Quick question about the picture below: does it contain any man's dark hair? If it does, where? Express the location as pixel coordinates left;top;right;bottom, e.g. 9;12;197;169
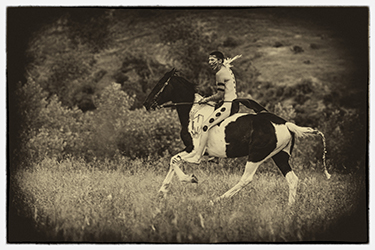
209;51;224;62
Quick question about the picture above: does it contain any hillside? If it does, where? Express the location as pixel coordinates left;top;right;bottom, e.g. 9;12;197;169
83;8;367;116
13;8;366;109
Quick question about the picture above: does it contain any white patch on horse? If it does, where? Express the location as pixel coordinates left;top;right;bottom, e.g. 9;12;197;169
187;95;248;159
186;94;215;151
271;123;293;157
206;113;248;158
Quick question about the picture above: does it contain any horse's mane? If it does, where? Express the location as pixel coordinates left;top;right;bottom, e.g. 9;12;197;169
172;75;197;93
169;75;197;104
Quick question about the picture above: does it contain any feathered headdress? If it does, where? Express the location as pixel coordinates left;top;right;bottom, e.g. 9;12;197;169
223;54;242;68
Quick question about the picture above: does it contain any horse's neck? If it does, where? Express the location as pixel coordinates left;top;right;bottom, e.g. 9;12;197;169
175;94;198;128
176;93;213;128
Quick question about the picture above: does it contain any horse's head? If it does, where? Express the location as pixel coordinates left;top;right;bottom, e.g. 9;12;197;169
143;68;177;111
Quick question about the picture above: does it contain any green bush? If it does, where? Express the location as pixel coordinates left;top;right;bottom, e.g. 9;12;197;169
117;108;182;159
20;76;365;175
26;16;97;108
319;108;366;173
158;16;217;93
21;80;182;163
25;94;87;162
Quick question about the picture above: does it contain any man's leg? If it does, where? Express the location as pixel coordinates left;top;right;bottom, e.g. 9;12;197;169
183;103;232;164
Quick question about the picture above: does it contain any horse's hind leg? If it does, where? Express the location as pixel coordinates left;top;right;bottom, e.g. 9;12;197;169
272;151;298;205
215;161;261;202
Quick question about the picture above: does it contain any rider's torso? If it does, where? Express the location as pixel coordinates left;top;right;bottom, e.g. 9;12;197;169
216;66;237;102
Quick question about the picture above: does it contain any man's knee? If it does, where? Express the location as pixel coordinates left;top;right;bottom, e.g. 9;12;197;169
205;105;231;129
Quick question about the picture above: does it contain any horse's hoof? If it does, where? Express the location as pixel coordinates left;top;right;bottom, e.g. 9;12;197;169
158;190;167;199
191;174;198;184
209;197;221;206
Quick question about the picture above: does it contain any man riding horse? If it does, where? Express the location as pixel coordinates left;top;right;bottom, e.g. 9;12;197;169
184;51;263;164
143;54;330;205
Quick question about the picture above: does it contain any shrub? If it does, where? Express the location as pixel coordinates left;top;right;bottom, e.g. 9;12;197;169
20;79;365;175
25;94;86;162
22;80;182;163
117;108;182;159
223;36;241;47
158;16;217;88
26;17;97;108
319;108;367;173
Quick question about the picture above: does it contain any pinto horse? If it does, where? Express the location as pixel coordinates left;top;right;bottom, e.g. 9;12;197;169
143;68;331;205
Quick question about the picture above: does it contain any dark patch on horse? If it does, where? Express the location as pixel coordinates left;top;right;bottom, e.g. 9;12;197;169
257;112;287;124
246;115;279;162
168;76;196;153
224;114;279;162
223;115;253;158
230;98;268;116
272;151;292;176
289;132;295;155
180;127;193;153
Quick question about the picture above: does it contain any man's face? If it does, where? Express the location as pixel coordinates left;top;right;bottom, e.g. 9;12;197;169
208;55;221;71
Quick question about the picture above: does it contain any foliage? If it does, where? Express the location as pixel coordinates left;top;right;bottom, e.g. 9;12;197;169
19;76;364;173
114;52;166;109
19;80;182;163
319;108;367;173
223;36;241;47
25;94;86;162
26;17;97;108
117;108;182;159
67;9;114;52
158;16;218;95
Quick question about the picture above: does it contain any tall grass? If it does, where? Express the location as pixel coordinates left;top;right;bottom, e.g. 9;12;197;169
13;157;367;243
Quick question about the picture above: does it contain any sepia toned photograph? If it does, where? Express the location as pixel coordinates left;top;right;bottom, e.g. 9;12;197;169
7;6;369;243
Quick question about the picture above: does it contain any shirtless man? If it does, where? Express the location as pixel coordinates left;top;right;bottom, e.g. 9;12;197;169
183;51;240;164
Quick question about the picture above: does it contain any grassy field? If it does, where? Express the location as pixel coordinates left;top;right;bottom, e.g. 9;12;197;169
12;157;367;243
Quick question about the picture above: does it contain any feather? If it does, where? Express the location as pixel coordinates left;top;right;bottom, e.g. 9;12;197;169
223;54;242;68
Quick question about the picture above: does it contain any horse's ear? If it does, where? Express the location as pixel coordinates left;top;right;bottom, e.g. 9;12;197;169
165;68;177;80
171;68;176;76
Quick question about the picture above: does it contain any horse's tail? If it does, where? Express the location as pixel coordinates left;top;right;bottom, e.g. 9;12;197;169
285;122;331;180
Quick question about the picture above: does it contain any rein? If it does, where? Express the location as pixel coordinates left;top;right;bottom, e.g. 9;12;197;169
158;100;236;109
159;102;216;108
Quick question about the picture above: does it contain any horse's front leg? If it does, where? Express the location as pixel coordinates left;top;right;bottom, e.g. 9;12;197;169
158;152;198;197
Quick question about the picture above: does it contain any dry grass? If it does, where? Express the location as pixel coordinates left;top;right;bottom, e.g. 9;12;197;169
13;157;367;243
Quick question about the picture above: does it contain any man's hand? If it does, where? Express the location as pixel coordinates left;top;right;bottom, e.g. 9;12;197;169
198;98;209;104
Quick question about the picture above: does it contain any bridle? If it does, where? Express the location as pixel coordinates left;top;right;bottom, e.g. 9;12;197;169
150;69;176;109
